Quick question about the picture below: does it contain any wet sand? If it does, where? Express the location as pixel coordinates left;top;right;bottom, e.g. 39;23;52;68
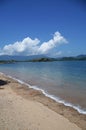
0;73;86;130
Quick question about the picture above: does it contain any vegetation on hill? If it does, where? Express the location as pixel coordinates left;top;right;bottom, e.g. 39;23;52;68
28;57;56;62
0;55;86;63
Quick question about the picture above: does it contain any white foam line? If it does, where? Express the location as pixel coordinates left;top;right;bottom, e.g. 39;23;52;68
0;72;86;115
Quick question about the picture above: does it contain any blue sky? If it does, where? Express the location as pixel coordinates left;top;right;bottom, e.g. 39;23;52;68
0;0;86;57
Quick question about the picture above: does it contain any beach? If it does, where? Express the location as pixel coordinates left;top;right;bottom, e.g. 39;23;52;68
0;73;86;130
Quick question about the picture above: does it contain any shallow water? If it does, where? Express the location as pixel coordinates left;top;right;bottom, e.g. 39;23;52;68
0;61;86;113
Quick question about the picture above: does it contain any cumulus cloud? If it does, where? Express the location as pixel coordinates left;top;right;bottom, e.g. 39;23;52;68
38;32;68;54
0;31;68;56
2;37;40;55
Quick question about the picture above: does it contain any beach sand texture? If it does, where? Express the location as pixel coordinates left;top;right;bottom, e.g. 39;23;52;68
0;74;85;130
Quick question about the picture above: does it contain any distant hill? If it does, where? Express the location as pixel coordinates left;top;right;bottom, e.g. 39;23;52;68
76;55;86;60
56;55;86;61
0;55;46;61
27;55;86;62
29;57;56;62
0;54;86;62
76;54;86;58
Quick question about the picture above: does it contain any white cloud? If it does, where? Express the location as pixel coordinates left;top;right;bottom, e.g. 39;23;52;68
55;51;62;56
48;51;62;58
2;37;40;55
38;32;68;54
0;31;68;56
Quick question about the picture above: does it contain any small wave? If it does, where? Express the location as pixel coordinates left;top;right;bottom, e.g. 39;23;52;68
0;72;86;115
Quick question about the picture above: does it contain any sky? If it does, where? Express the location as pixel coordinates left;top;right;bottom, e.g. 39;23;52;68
0;0;86;57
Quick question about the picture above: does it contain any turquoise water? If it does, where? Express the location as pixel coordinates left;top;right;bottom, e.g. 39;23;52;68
0;61;86;114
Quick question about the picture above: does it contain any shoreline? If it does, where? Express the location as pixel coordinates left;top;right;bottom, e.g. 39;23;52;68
1;72;86;115
0;73;86;130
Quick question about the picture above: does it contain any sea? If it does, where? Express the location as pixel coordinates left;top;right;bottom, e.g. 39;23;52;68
0;61;86;114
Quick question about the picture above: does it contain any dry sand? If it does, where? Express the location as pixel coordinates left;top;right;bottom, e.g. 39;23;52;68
0;73;85;130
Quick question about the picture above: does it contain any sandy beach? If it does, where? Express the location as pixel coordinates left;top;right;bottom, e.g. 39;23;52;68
0;74;86;130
